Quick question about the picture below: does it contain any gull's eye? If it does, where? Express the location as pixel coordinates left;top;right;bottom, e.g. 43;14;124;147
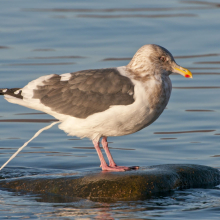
160;56;166;62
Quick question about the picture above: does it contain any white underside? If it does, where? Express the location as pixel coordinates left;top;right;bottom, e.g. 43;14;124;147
4;66;171;141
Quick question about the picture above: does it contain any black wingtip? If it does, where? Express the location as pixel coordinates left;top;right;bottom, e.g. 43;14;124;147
0;88;6;95
0;88;23;99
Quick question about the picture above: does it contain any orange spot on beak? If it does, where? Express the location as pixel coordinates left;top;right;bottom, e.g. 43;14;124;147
174;67;193;78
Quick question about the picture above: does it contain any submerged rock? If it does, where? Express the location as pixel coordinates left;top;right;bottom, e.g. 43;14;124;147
0;164;219;201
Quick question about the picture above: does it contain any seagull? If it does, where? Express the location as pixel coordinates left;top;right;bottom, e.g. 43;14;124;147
0;44;192;171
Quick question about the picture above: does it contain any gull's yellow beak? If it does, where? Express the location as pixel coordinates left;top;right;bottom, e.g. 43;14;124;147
173;65;193;78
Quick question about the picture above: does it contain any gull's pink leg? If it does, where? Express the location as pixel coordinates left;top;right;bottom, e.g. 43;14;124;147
101;137;139;170
93;140;129;171
101;136;117;167
92;140;108;169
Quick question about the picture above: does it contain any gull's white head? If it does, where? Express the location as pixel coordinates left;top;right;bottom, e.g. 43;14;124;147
127;44;192;79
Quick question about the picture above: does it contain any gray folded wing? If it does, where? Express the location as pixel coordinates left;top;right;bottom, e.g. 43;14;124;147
33;68;135;118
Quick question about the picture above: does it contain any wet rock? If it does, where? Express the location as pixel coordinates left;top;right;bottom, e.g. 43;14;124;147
0;164;219;201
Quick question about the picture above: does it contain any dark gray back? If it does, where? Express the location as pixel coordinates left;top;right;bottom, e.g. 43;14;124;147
33;68;135;118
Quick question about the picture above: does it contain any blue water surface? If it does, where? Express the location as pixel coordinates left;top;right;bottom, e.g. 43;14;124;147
1;0;220;219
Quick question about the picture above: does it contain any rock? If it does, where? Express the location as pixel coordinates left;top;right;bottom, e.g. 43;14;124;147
0;164;219;201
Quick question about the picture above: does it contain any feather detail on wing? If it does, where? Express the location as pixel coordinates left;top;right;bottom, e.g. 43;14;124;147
22;68;135;118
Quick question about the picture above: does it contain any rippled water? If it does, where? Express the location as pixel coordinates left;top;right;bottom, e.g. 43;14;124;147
1;0;220;219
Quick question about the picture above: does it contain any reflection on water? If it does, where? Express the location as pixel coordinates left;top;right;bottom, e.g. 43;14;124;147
187;67;220;70
154;130;215;134
32;48;55;51
28;55;86;59
182;1;220;7
102;57;131;61
175;53;220;59
23;7;210;12
77;14;196;18
1;0;220;219
185;109;214;112
14;112;46;115
0;46;10;49
195;61;220;64
5;62;76;66
1;186;220;219
173;86;220;89
0;119;58;123
187;72;220;75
